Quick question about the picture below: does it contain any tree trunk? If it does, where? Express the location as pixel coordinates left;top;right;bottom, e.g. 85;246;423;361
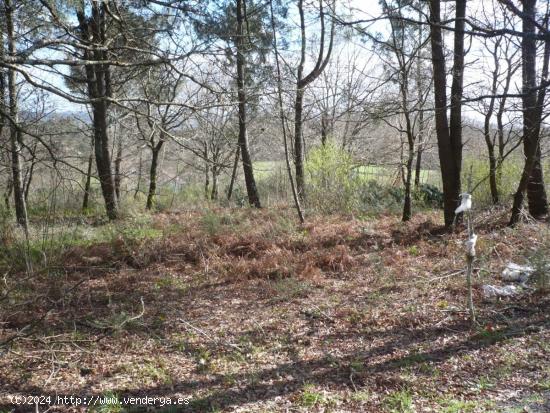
227;145;240;200
270;0;305;223
0;22;8;213
402;144;414;221
204;149;210;200
23;146;37;204
146;143;163;210
77;4;118;220
294;88;306;200
526;145;547;217
510;0;549;224
321;112;328;146
5;0;28;231
4;177;12;212
429;0;464;227
414;142;423;188
496;102;505;191
414;7;424;190
82;153;93;211
488;146;499;205
92;100;118;220
211;168;218;200
114;136;122;202
293;0;335;203
235;0;261;208
448;0;466;218
484;44;499;205
398;65;414;222
134;149;142;199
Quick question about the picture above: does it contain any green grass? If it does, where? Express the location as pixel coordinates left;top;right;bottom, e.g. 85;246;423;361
254;160;440;186
0;211;169;273
437;398;477;413
383;389;414;413
350;389;371;402
537;379;550;390
298;384;330;408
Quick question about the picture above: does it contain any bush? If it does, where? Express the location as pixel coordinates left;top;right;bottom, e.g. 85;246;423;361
357;180;414;215
305;142;361;213
414;183;444;208
463;157;523;207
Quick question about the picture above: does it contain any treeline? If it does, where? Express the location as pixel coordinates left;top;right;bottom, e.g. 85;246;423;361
0;0;548;228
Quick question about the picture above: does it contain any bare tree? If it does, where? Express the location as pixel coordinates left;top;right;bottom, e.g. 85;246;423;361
76;3;118;220
293;0;335;202
134;66;190;210
429;0;466;227
236;0;261;208
4;0;28;231
477;28;521;205
510;0;549;224
378;0;431;221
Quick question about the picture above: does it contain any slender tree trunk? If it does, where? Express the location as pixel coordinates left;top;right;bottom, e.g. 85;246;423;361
510;0;549;224
495;47;514;192
0;21;6;209
488;146;499;204
399;74;414;222
414;8;424;190
82;153;93;211
484;43;499;205
211;167;218;200
293;0;334;203
0;33;4;143
414;141;423;188
4;177;12;212
429;0;464;227
321;112;328;146
78;4;118;220
24;148;37;204
114;136;122;202
496;105;505;191
204;149;210;200
294;88;306;200
403;144;414;221
5;0;28;231
134;149;142;199
227;145;240;200
146;143;163;210
235;0;261;208
270;0;305;223
0;26;8;214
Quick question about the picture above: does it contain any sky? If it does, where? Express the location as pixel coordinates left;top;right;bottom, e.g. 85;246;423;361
23;0;526;127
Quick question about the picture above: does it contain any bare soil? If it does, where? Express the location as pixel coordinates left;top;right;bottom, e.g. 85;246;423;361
1;208;549;412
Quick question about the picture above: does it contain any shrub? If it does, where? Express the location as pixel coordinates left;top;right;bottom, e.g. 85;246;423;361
463;157;523;207
529;237;550;291
356;180;403;215
305;142;361;213
414;183;444;208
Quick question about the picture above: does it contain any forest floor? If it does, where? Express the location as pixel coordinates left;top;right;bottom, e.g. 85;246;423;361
0;207;549;412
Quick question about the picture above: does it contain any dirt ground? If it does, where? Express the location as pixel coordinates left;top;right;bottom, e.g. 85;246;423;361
1;208;549;412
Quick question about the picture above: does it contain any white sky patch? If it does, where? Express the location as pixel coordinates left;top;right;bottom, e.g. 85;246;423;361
18;0;532;127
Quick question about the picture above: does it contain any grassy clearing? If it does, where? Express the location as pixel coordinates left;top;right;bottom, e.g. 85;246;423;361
0;208;549;412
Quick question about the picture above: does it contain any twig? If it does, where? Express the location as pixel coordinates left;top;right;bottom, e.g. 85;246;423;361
116;297;145;330
178;318;243;352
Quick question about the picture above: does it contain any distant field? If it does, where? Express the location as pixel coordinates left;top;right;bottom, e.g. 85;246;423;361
253;161;442;188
